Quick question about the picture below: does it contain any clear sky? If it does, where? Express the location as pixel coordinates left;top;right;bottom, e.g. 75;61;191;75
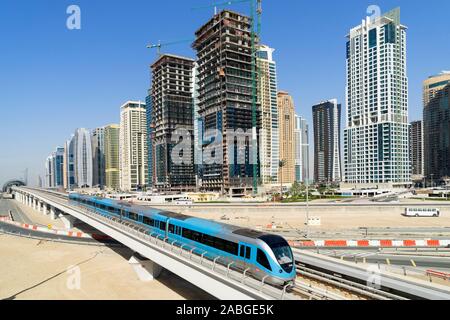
0;0;449;187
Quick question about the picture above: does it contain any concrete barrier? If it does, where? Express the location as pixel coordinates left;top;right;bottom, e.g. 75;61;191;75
289;239;450;248
0;219;111;240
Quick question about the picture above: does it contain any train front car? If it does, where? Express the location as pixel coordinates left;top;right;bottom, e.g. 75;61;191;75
256;234;296;286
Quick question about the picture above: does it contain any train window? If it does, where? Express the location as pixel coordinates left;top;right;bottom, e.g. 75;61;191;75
202;234;215;247
214;238;225;251
182;229;192;239
168;224;175;234
143;216;154;227
192;231;202;242
225;242;239;255
257;249;272;271
245;247;251;259
159;221;166;231
129;212;138;221
239;246;245;257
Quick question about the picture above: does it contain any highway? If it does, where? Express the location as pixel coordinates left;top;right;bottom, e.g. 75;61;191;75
0;195;33;224
307;248;450;270
0;220;118;245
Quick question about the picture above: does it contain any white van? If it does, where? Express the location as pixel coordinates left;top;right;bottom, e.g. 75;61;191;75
404;208;440;217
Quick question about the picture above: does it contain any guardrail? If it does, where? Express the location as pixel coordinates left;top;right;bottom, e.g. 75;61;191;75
294;249;450;300
14;187;299;301
426;270;450;281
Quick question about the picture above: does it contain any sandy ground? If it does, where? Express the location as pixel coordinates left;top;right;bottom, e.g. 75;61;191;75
153;205;450;231
0;235;212;300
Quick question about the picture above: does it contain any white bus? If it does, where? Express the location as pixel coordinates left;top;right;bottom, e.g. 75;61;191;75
404;208;440;218
175;198;193;205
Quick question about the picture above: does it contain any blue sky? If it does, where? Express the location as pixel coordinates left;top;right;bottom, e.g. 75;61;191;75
0;0;449;186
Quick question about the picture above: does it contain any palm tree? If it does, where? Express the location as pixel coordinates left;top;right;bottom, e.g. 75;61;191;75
279;160;287;201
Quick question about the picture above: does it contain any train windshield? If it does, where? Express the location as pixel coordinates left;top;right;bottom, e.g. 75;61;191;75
271;243;294;272
259;235;294;273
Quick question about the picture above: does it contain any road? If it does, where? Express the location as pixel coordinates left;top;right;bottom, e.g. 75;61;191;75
0;196;33;224
306;248;450;271
0;221;120;245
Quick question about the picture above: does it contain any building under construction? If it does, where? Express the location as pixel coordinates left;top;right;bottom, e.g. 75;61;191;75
151;54;196;191
193;10;261;194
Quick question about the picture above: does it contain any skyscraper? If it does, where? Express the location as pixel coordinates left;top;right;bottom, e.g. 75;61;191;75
119;101;148;192
423;72;450;182
151;54;195;191
104;124;120;191
257;45;280;185
92;127;106;188
410;120;424;177
278;91;295;185
46;147;66;189
313;100;342;183
63;136;76;190
294;115;309;183
145;91;154;189
73;128;94;188
193;62;203;187
344;8;410;187
45;154;54;188
193;10;261;193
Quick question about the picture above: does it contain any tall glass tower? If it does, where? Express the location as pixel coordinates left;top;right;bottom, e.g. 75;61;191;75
344;8;410;187
257;45;279;185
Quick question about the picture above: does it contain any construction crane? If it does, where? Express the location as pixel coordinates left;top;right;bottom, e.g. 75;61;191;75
146;38;194;56
192;0;262;195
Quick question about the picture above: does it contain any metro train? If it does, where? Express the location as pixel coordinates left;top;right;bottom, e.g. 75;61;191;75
69;193;296;286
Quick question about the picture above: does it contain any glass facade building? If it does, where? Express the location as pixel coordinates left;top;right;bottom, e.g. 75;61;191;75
257;45;280;185
313;100;342;183
423;72;450;182
344;8;410;186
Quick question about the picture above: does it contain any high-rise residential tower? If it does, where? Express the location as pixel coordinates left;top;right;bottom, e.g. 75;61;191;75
193;62;203;187
313;100;342;183
46;147;64;189
294;115;309;183
410;120;424;177
104;124;120;191
73;128;94;188
63;136;76;190
423;72;450;182
45;154;54;188
119;101;148;192
145;91;154;189
278;91;295;184
151;54;195;191
257;45;280;185
344;8;410;187
193;10;261;193
92;127;106;188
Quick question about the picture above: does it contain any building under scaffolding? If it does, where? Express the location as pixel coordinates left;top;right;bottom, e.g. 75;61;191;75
193;10;261;195
151;54;196;192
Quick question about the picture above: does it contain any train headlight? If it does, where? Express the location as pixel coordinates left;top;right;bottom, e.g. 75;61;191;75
279;269;283;274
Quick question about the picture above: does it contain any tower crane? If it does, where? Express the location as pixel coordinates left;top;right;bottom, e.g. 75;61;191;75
146;38;194;56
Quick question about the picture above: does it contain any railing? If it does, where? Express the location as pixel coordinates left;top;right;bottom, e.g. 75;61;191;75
23;189;296;300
